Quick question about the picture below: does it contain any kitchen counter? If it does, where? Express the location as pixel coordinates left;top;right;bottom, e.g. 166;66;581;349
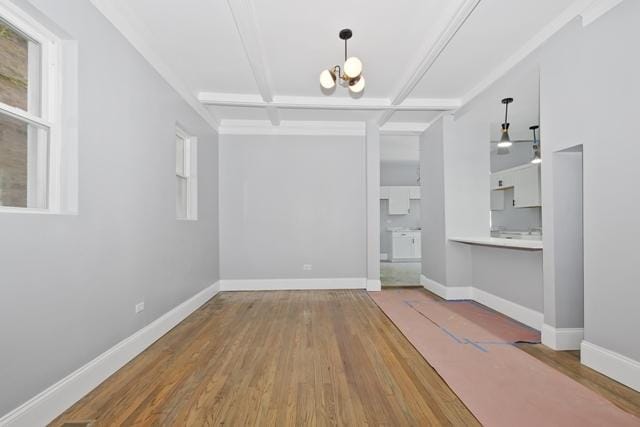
448;236;543;250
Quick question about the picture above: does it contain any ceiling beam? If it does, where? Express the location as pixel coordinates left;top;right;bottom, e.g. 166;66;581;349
376;0;481;126
198;92;460;111
226;0;280;125
380;122;430;136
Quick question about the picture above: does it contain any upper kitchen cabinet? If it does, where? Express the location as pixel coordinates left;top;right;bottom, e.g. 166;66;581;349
490;164;541;207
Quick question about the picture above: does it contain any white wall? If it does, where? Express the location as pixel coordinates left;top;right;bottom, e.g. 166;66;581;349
219;134;366;281
0;0;220;416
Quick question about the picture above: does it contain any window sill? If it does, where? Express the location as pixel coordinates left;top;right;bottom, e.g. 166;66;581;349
0;206;78;215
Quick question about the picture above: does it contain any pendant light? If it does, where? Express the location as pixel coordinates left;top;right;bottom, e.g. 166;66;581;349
530;125;541;164
319;29;365;94
497;97;513;149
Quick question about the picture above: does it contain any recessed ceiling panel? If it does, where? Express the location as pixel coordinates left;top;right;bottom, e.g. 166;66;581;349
409;0;575;98
252;0;465;98
113;0;259;94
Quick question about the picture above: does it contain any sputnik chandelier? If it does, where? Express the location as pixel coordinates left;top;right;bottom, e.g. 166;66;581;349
319;29;365;93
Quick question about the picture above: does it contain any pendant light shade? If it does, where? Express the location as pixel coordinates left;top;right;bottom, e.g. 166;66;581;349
497;98;514;149
319;69;337;89
349;76;365;93
530;125;541;164
497;123;512;148
531;153;541;164
344;56;362;79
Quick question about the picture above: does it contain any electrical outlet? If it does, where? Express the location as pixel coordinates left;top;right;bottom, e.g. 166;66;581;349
303;264;312;271
135;302;145;314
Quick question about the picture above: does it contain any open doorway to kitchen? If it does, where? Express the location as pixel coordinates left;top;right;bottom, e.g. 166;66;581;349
379;135;421;287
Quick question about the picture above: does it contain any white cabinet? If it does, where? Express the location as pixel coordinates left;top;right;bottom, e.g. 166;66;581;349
392;231;421;260
388;187;410;214
380;186;420;200
491;169;516;190
490;164;541;208
514;164;541;207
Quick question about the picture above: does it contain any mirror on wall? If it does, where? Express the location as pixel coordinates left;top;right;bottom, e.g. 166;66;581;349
489;70;542;241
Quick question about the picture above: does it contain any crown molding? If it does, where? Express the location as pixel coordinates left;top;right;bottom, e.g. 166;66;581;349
377;0;481;126
199;92;460;111
89;0;219;130
580;0;624;26
226;0;280;125
459;0;616;108
218;120;366;136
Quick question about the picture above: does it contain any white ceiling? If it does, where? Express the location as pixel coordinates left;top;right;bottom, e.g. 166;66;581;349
96;0;583;132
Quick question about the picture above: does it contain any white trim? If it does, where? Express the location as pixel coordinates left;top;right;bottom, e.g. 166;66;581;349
380;253;389;261
380;122;430;136
220;278;366;291
420;275;472;300
541;324;584;350
581;340;640;392
218;120;365;136
88;0;219;130
460;0;594;107
580;0;625;26
377;0;480;125
198;92;460;112
0;281;221;427
366;279;382;292
472;287;543;330
225;0;280;125
420;274;543;330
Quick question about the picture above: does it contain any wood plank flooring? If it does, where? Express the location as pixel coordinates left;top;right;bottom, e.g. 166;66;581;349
51;290;479;426
517;343;640;418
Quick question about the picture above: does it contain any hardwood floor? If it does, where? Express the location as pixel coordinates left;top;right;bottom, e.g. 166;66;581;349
517;343;640;418
51;290;479;426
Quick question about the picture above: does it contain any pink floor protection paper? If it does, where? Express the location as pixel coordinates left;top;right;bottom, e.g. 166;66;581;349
370;288;639;427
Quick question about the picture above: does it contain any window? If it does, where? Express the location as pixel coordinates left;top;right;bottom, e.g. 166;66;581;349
176;127;197;220
0;3;61;212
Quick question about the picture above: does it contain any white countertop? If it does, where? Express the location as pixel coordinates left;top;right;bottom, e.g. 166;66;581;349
448;236;543;250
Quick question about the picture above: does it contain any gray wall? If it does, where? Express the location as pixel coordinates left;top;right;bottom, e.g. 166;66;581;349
380;161;419;186
0;1;219;416
541;1;640;361
420;119;447;284
219;134;366;280
471;246;543;311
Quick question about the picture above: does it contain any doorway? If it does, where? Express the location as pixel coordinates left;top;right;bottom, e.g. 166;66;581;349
379;136;421;287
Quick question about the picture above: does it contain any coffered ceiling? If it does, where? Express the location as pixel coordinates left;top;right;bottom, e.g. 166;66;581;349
90;0;601;133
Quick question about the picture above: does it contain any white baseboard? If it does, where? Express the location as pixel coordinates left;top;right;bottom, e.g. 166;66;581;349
420;274;543;330
219;277;366;292
581;340;640;392
471;287;543;330
541;324;584;350
0;282;221;427
380;253;388;261
420;275;471;300
366;279;381;292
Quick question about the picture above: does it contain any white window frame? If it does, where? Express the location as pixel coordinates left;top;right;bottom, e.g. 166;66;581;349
175;126;198;220
0;1;63;214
